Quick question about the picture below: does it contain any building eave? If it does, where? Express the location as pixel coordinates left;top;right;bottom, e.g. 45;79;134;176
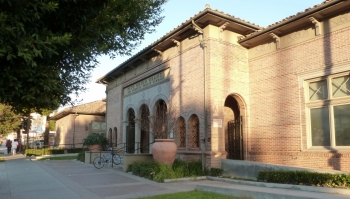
96;7;262;84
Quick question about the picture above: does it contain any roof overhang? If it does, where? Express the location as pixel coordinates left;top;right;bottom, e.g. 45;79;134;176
97;8;262;84
49;111;105;121
239;0;349;48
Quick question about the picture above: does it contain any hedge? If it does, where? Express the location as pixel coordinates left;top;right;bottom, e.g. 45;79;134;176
257;170;350;188
25;148;65;156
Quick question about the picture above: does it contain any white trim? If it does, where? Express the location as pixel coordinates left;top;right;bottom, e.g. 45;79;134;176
303;71;350;149
297;61;350;88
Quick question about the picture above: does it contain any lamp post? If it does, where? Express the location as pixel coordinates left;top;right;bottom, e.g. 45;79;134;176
73;112;78;149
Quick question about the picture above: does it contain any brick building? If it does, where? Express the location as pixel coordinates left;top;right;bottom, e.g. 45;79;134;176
98;0;350;171
50;100;106;148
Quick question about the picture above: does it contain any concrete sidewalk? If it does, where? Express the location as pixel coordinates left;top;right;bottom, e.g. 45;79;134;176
1;153;350;199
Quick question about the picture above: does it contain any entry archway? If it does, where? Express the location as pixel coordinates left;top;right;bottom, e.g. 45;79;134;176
224;94;245;160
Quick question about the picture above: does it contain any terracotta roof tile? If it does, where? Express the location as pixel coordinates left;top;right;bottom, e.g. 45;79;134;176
98;5;262;81
239;0;339;41
49;100;106;120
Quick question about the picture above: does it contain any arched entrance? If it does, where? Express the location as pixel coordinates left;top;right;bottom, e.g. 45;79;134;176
224;95;244;160
126;108;135;153
140;104;150;153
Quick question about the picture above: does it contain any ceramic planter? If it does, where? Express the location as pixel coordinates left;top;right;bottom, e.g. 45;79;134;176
152;139;177;164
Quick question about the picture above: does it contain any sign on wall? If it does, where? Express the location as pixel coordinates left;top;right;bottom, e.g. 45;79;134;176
212;119;222;128
124;68;170;95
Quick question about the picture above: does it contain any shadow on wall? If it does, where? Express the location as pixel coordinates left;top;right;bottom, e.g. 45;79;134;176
323;17;340;171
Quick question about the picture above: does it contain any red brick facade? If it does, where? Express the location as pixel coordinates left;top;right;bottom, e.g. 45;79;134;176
248;26;350;171
100;1;350;171
50;100;106;148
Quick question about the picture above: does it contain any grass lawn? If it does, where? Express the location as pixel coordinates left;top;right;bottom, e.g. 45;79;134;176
0;157;4;162
38;156;78;161
138;190;237;199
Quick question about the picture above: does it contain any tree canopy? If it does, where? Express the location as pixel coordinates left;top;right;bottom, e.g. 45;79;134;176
0;103;22;136
0;0;166;113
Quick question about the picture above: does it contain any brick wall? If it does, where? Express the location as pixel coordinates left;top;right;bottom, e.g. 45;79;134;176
55;114;105;148
106;86;123;145
248;26;350;171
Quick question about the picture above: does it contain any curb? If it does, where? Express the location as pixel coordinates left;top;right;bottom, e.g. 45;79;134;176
164;176;207;183
28;153;78;160
207;176;350;196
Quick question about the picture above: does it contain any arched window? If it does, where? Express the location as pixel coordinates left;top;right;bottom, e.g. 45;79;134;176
175;117;186;148
126;108;135;153
154;99;167;139
188;114;199;148
108;128;112;147
113;127;117;146
140;104;150;153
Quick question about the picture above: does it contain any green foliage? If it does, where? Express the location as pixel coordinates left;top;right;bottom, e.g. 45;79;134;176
128;160;159;180
210;168;223;177
83;133;108;146
0;104;22;135
0;157;4;162
172;159;206;177
49;120;56;131
154;164;176;182
76;150;86;162
0;0;166;113
257;170;350;188
25;148;65;156
67;148;84;153
129;159;206;182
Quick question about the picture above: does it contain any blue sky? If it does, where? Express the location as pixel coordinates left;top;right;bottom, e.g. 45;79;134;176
73;0;322;105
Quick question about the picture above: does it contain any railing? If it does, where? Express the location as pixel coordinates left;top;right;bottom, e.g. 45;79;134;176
87;141;155;167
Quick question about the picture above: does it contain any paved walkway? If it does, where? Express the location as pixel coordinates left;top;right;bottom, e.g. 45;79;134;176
1;144;350;199
0;153;208;199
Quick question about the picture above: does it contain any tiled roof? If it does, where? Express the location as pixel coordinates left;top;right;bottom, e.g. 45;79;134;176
97;5;262;83
49;100;106;120
239;0;341;41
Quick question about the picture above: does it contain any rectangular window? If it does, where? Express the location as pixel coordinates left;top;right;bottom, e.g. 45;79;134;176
306;73;350;148
332;75;350;98
334;104;350;146
310;107;330;146
309;80;328;101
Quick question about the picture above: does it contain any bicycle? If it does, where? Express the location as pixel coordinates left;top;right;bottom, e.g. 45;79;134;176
93;148;121;169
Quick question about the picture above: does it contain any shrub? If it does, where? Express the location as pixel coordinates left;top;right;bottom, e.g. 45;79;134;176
154;164;176;182
67;148;84;153
129;160;158;180
83;133;108;146
76;150;85;162
128;159;207;182
25;149;65;156
210;168;223;177
257;170;350;188
172;159;206;177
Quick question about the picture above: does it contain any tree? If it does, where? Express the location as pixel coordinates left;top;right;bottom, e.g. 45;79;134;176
0;103;22;136
0;0;166;113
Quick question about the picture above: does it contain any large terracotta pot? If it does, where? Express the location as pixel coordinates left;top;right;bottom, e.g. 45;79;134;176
88;144;102;152
152;139;177;165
